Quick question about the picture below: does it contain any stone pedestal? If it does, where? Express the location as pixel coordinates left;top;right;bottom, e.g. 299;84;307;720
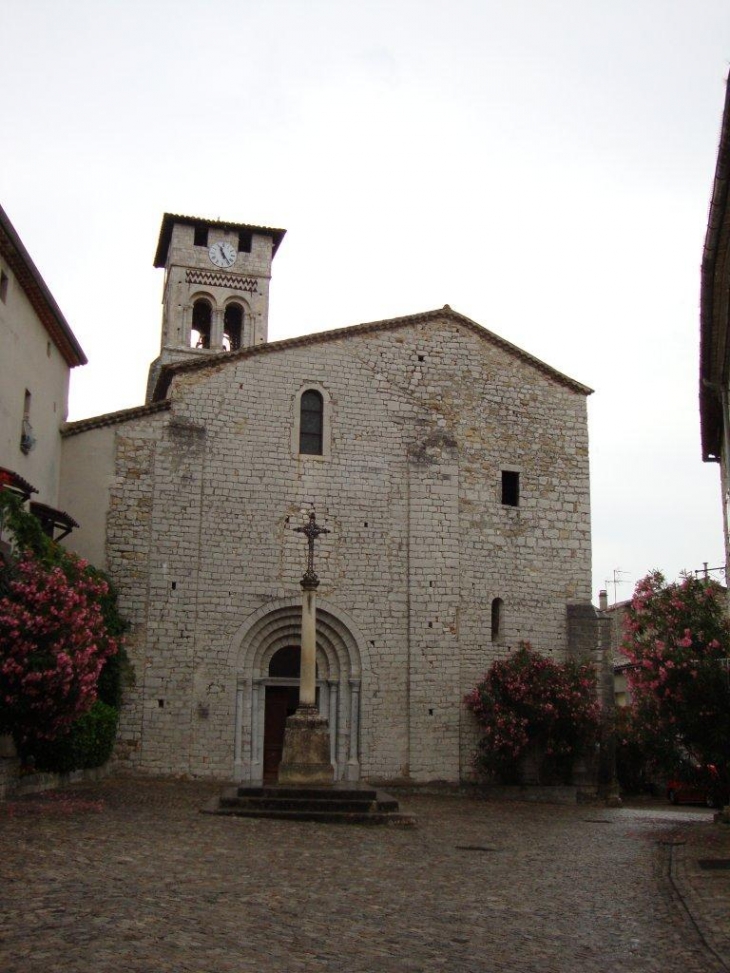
278;705;334;785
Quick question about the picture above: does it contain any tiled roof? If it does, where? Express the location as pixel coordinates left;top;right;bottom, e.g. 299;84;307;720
152;305;593;401
0;204;87;367
61;399;171;437
154;213;286;267
0;466;38;499
30;500;79;533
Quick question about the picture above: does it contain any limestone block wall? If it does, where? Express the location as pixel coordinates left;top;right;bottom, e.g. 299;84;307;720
160;223;273;353
65;313;594;783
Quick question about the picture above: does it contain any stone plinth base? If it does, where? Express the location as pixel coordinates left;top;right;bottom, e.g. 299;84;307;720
278;707;334;786
206;783;416;826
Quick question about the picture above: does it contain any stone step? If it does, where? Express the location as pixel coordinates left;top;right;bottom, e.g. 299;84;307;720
220;796;379;813
233;785;380;802
204;784;414;826
208;805;417;826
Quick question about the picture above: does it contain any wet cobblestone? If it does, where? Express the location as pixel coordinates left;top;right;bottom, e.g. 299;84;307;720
0;779;728;972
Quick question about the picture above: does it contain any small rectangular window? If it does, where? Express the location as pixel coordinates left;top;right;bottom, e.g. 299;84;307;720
238;229;252;253
193;225;208;247
0;270;8;303
501;470;519;507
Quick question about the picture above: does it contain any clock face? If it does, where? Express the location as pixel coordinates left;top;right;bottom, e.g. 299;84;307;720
208;241;237;268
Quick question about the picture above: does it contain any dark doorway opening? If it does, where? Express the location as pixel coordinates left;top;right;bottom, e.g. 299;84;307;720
262;645;321;782
263;685;299;782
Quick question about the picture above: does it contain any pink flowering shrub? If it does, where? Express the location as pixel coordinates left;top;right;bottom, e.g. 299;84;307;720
622;571;730;792
465;643;600;784
0;552;118;757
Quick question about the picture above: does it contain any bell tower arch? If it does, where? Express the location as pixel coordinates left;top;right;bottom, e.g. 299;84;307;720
146;213;286;401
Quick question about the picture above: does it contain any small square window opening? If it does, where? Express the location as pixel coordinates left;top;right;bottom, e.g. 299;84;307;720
501;471;520;507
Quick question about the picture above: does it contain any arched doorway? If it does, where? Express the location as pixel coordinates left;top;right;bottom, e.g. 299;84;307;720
231;598;365;783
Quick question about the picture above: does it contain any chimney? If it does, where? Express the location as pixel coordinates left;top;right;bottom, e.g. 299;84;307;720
598;589;608;611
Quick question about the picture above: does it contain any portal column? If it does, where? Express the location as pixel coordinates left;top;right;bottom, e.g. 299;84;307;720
328;682;339;767
250;680;264;783
347;679;361;781
234;677;246;780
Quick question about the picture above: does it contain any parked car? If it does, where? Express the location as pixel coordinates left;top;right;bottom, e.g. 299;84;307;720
666;765;729;808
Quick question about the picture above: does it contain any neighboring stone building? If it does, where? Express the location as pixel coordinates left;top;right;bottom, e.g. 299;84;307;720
60;212;601;785
0;203;86;542
597;592;633;707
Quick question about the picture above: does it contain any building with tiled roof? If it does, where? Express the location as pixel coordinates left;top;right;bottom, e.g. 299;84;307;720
0;204;85;540
701;73;730;586
58;211;604;787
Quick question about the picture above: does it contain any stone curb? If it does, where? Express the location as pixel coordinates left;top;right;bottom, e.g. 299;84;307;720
0;759;112;800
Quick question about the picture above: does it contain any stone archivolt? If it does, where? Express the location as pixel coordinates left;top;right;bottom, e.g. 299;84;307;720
231;599;364;783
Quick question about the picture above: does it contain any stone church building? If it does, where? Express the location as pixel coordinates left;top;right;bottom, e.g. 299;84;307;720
59;213;598;785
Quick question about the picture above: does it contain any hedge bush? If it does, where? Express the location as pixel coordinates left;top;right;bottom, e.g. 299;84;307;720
29;701;119;773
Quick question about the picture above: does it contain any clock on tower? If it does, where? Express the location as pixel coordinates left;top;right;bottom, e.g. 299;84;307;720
146;214;286;402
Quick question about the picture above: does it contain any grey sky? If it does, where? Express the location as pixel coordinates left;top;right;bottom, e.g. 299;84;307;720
3;0;729;602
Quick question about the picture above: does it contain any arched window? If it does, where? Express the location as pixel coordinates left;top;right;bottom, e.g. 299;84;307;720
491;598;504;642
191;299;212;349
223;303;243;351
299;389;324;455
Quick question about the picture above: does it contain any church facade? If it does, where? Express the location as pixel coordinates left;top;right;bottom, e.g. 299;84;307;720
60;214;597;785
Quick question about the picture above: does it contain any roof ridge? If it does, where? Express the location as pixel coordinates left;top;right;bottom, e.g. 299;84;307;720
62;399;171;437
153;306;592;400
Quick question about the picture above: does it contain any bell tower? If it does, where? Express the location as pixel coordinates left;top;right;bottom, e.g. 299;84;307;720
146;213;286;402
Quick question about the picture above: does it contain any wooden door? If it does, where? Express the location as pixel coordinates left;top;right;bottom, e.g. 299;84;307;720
263;686;299;782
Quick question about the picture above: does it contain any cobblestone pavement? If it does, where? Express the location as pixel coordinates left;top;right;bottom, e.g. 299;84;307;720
1;779;729;973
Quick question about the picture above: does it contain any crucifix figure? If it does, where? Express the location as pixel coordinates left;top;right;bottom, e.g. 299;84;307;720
277;508;335;785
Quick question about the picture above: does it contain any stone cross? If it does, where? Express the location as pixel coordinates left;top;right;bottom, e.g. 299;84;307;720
277;509;335;785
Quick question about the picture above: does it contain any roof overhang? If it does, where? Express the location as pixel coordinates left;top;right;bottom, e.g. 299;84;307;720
154;213;286;267
29;501;79;541
700;75;730;463
0;466;38;502
0;204;87;367
61;398;172;437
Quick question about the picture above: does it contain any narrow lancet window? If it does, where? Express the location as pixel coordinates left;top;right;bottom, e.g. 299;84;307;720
299;389;324;455
491;598;504;642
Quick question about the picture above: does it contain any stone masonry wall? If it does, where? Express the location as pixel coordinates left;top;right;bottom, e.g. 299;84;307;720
78;314;593;783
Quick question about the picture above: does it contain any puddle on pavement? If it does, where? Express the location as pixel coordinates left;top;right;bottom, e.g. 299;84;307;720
455;844;500;852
